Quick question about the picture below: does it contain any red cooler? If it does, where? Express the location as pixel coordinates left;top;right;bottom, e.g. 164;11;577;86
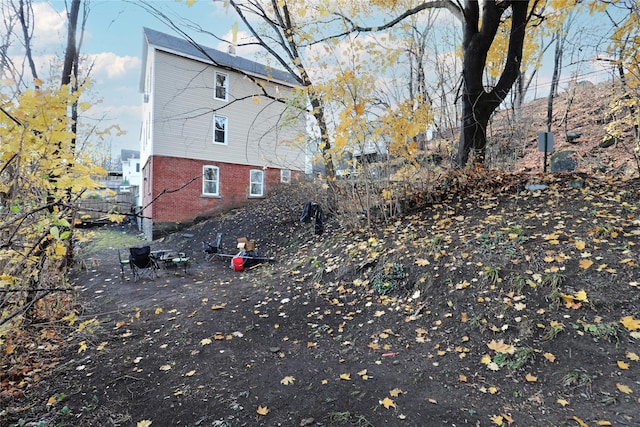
232;256;244;271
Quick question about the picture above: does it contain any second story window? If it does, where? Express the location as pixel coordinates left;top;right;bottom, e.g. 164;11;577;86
214;72;228;101
213;115;228;144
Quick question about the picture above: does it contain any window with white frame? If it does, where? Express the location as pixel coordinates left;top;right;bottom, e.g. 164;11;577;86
203;165;220;196
214;72;228;101
213;115;228;144
280;169;291;183
249;169;264;197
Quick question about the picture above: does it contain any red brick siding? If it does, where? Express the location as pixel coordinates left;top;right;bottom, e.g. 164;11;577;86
142;155;302;224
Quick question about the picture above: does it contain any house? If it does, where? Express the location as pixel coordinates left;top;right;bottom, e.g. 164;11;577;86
139;28;306;239
120;149;141;191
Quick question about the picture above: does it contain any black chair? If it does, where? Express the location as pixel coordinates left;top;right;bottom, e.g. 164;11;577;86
129;246;159;282
202;232;223;261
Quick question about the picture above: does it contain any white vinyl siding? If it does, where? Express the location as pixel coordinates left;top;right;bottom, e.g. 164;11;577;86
214;71;228;101
150;50;305;171
249;169;264;197
203;166;219;196
213;115;228;145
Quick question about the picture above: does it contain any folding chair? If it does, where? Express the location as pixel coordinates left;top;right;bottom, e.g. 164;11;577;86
118;249;130;278
129;246;159;282
202;232;223;261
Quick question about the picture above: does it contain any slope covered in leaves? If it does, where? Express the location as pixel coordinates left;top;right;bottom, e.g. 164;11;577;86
1;173;639;427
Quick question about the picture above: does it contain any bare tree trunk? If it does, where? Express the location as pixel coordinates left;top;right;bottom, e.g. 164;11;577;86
16;0;38;84
546;34;563;133
456;1;529;167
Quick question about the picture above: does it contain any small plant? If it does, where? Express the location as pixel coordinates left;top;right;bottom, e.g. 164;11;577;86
329;411;352;422
427;235;444;250
491;346;535;371
543;271;565;288
546;288;564;311
483;266;501;284
542;321;565;342
354;415;374;427
509;274;527;294
592;222;615;237
468;315;485;331
579;321;620;343
507;347;535;370
561;370;592;391
371;263;405;295
506;224;525;239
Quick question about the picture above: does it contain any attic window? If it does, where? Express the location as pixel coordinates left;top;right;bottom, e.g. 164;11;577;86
214;72;228;101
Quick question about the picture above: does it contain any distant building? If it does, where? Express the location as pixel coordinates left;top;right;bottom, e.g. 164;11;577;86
139;28;306;239
120;149;141;203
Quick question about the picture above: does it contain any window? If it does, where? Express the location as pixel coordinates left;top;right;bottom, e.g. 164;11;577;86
213;115;228;144
249;169;264;197
280;169;291;183
203;166;219;196
214;72;228;101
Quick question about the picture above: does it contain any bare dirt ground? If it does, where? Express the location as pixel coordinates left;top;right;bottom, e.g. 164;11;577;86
2;173;639;427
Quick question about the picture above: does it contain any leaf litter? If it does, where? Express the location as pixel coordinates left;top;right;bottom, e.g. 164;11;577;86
2;175;639;426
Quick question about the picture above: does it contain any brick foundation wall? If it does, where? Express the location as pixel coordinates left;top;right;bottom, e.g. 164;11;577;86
142;156;302;227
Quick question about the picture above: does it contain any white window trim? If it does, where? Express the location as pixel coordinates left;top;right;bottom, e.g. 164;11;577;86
280;169;291;184
249;169;264;197
214;71;228;101
213;115;228;145
203;165;220;196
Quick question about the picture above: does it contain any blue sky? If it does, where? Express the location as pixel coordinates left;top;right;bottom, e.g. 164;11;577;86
29;1;240;158
24;1;619;161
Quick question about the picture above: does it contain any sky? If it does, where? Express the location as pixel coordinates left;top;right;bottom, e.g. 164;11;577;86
25;0;242;159
17;1;622;162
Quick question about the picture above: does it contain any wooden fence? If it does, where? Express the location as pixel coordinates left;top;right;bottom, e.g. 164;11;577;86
76;193;135;224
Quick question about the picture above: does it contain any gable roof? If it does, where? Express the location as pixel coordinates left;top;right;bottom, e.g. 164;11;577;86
140;27;300;92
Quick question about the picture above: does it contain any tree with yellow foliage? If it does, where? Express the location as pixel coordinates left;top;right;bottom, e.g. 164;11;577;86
1;0;107;328
602;0;640;171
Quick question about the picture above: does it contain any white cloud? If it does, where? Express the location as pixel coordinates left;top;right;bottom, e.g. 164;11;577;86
32;2;66;51
87;52;141;80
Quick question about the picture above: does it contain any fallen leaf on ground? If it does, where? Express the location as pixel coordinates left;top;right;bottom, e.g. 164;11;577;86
389;388;403;397
620;315;640;331
381;397;395;409
579;259;593;269
487;339;515;354
257;405;269;415
281;376;295;385
572;416;588;427
616;383;633;394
